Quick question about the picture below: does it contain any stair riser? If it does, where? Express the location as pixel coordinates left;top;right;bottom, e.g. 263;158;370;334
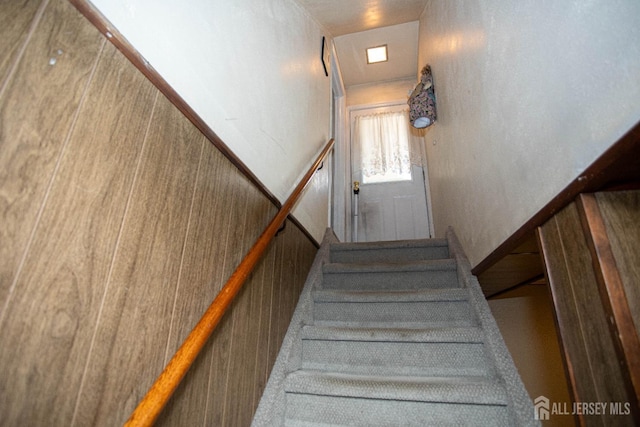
252;231;536;427
314;301;476;326
313;288;469;303
285;394;510;426
330;246;449;263
322;269;458;290
301;340;494;377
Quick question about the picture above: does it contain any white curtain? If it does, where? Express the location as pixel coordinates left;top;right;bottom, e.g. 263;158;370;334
354;110;412;183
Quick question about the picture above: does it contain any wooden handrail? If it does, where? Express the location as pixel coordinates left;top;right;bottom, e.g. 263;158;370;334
125;139;334;426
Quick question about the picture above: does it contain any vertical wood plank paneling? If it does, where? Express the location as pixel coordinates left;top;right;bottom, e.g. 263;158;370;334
282;224;301;342
0;0;46;90
253;232;279;408
596;191;640;334
555;206;629;410
216;178;264;426
156;140;237;426
248;230;277;413
539;203;633;426
294;222;316;299
223;189;274;427
267;234;287;375
204;174;252;426
202;302;235;426
0;2;319;425
279;226;295;338
539;215;591;410
578;193;640;414
74;94;203;427
0;0;103;315
0;38;156;426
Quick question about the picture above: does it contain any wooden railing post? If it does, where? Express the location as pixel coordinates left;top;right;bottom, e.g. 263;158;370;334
124;139;334;427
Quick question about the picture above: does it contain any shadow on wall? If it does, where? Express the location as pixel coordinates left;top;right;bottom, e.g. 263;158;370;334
488;284;574;427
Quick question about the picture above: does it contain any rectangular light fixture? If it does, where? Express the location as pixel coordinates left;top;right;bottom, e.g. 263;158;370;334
366;45;388;64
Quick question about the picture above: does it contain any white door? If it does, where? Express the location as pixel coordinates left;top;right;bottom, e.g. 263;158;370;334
354;164;430;242
350;104;432;242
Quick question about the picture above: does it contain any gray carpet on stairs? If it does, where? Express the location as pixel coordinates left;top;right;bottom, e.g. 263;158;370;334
252;228;538;426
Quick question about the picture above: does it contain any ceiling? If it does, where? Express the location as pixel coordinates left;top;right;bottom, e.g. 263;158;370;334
295;0;428;87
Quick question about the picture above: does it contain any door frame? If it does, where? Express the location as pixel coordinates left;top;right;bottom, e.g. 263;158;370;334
347;101;435;240
329;44;349;242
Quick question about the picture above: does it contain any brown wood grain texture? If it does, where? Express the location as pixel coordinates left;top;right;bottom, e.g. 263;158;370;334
538;220;585;427
0;1;320;425
539;203;634;426
202;174;249;427
125;138;333;427
267;228;288;376
0;0;45;90
223;189;272;427
0;4;115;427
273;231;290;370
159;176;315;427
243;202;277;418
156;138;246;425
72;93;204;427
203;297;235;426
595;192;640;337
285;226;303;339
1;39;156;427
557;203;632;414
214;176;257;426
536;227;581;409
252;230;279;410
0;0;104;316
577;193;640;416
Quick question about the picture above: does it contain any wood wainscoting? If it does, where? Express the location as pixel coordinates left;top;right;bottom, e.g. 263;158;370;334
0;1;316;426
538;190;640;426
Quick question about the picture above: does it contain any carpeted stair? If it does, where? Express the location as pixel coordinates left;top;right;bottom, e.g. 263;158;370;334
252;228;538;426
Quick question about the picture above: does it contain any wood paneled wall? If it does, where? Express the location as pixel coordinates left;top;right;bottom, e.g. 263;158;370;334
538;192;639;426
0;1;317;426
595;191;640;338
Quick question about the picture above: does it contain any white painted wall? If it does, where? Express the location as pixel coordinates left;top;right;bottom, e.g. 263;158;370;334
418;0;640;267
91;0;332;242
346;78;415;106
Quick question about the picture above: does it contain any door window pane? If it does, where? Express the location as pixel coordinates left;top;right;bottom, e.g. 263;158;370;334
355;111;411;184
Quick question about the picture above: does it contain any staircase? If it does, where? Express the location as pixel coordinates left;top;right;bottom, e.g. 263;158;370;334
252;228;537;426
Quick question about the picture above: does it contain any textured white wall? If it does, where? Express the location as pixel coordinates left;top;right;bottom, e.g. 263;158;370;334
346;78;415;106
418;0;640;267
91;0;332;242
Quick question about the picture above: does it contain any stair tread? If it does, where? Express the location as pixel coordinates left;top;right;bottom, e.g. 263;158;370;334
300;325;484;343
284;371;508;405
253;232;534;427
323;258;456;273
314;287;468;302
330;238;448;252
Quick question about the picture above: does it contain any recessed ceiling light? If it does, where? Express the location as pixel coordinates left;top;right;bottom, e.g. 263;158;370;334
366;45;388;64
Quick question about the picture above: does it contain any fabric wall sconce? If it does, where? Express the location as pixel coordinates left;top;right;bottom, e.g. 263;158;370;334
408;65;437;129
